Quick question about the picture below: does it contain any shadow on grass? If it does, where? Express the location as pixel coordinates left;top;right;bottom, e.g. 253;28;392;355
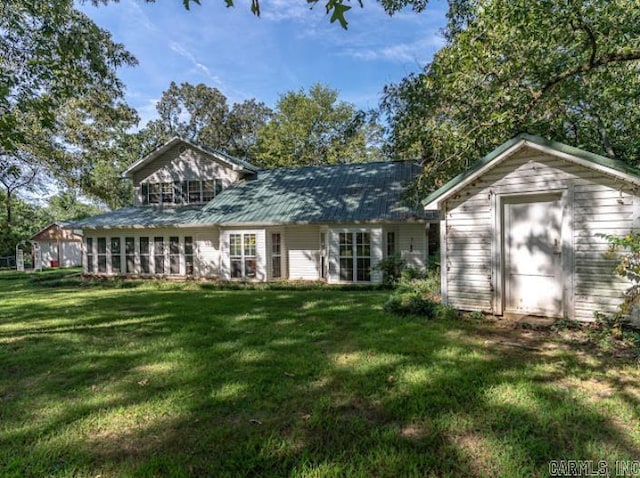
1;276;639;477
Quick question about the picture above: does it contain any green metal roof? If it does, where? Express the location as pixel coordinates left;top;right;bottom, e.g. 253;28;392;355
74;161;434;229
423;133;640;208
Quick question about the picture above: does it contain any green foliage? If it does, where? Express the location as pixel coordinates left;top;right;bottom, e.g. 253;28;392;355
137;82;273;161
602;232;640;317
254;83;383;168
201;1;429;29
374;254;406;286
382;0;640;193
383;268;452;318
1;0;139;208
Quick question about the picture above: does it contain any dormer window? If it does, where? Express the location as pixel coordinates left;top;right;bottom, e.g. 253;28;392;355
140;179;224;205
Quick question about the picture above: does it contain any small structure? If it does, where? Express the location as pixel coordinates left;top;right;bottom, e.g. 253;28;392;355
424;133;640;322
30;222;83;268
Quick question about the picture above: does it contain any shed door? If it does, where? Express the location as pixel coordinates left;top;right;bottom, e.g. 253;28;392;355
503;195;563;317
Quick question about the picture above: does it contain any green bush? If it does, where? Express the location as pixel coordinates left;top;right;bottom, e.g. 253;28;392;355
374;254;406;286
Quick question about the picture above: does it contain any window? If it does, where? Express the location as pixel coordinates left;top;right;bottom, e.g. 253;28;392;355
154;236;165;274
320;232;327;279
229;233;257;279
140;237;150;274
169;236;180;274
230;234;242;278
184;236;194;276
173;181;182;204
149;183;161;204
387;232;396;257
215;179;223;196
111;237;121;274
244;234;257;279
339;233;353;281
162;182;173;204
125;237;135;274
86;237;94;273
97;237;107;273
202;180;215;202
356;232;371;281
272;233;281;278
339;232;371;282
188;180;201;203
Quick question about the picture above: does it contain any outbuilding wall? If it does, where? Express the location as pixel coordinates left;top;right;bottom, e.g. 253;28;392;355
442;146;637;321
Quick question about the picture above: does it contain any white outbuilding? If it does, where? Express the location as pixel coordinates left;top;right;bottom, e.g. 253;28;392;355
424;134;640;321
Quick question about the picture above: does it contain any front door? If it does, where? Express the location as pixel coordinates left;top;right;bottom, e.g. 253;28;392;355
503;194;563;317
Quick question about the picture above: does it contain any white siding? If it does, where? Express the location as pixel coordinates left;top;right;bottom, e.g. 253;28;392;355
286;225;321;281
442;147;637;320
397;223;428;270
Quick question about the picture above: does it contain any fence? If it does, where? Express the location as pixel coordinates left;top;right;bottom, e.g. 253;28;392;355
0;255;16;270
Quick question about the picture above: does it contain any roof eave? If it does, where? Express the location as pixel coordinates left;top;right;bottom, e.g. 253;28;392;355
423;133;640;210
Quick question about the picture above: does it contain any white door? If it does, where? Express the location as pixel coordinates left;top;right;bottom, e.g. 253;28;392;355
503;195;563;317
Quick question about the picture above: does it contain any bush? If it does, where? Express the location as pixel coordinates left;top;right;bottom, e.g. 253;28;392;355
374;254;406;286
383;268;455;319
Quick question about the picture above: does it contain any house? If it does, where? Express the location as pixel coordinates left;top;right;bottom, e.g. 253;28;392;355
424;133;640;322
30;222;83;268
73;137;435;283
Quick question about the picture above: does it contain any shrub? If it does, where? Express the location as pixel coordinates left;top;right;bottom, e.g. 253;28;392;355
374;254;406;286
383;267;454;319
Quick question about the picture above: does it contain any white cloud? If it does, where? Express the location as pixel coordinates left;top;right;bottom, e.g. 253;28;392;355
342;34;445;63
168;42;223;86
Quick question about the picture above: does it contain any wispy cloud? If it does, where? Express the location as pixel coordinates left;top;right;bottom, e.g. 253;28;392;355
341;34;445;63
168;41;223;86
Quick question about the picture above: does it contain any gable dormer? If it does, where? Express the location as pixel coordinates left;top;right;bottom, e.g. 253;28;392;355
122;137;258;207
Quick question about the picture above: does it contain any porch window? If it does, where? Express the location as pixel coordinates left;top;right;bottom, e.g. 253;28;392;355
169;236;180;274
111;237;121;274
339;232;371;282
271;233;281;278
244;234;257;279
139;237;150;274
229;233;257;279
154;236;165;274
230;234;243;278
184;236;194;275
125;237;135;273
86;237;94;273
97;237;107;273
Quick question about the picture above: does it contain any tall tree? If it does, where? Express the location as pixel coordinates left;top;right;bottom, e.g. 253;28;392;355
382;0;640;192
1;0;138;210
254;84;381;168
138;82;272;160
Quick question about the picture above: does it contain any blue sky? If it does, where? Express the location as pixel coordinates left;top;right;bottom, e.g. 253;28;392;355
81;0;449;125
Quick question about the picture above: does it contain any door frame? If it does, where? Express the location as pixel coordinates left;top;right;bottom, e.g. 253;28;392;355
492;188;574;318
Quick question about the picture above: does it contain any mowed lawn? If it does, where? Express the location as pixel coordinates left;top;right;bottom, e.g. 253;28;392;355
1;272;639;477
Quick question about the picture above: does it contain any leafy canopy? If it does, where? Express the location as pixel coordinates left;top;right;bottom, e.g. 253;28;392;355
254;83;382;168
382;0;640;192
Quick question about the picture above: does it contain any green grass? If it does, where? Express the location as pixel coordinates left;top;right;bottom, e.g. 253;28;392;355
1;271;639;477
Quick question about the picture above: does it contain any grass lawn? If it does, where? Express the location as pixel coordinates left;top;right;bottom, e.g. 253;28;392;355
1;270;639;477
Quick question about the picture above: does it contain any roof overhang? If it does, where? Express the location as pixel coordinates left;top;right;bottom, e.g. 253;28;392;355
423;133;640;211
121;136;257;179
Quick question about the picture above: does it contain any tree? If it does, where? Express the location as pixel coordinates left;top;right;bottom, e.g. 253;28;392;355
254;84;381;168
138;82;272;160
44;191;104;222
1;1;139;210
382;0;640;192
179;0;431;29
